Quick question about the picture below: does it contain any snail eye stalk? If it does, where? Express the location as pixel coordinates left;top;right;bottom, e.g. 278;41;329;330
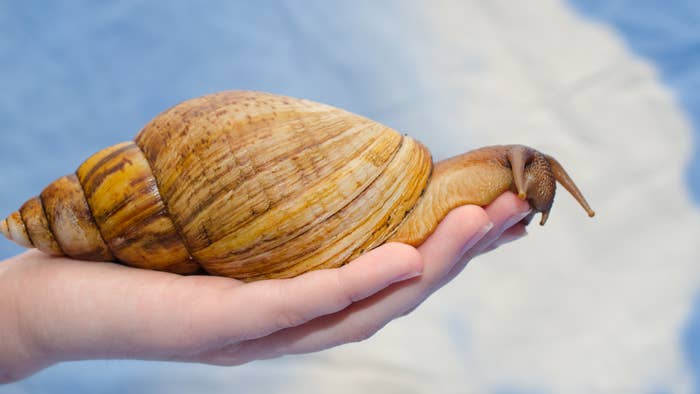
545;155;595;218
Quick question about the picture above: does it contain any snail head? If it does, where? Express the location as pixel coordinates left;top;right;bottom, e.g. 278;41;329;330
507;145;595;225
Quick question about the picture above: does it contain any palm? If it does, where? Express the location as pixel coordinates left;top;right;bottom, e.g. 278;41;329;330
0;192;529;382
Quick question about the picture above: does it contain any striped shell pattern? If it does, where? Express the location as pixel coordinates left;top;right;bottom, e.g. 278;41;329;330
2;92;432;281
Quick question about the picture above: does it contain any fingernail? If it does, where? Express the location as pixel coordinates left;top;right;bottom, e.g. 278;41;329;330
392;270;423;283
503;209;532;230
460;222;493;256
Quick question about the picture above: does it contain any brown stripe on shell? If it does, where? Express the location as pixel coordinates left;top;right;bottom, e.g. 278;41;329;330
193;120;403;269
259;138;431;281
40;175;114;260
19;197;64;255
76;142;198;274
189;118;398;257
285;142;430;278
135;91;370;255
197;129;432;281
175;117;374;232
78;142;135;190
200;128;406;275
17;208;36;247
203;136;432;280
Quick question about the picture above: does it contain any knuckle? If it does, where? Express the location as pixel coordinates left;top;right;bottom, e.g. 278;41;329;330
276;310;308;329
399;303;419;318
332;269;356;305
200;342;249;366
346;323;383;343
383;242;422;265
382;241;416;256
457;204;489;223
469;206;491;226
213;354;248;367
0;367;28;385
444;205;491;234
207;353;249;367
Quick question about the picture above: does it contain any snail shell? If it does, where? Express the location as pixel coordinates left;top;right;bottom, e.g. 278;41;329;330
1;91;594;281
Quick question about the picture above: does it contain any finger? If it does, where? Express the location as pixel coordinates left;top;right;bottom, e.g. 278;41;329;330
480;224;527;253
178;195;529;363
201;205;494;364
228;242;423;341
416;204;493;281
15;244;420;365
498;223;528;242
444;193;530;281
464;192;531;259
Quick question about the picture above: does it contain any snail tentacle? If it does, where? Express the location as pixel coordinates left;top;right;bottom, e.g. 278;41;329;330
545;154;595;218
506;145;533;200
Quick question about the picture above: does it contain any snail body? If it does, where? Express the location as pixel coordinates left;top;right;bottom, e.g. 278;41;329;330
1;91;594;281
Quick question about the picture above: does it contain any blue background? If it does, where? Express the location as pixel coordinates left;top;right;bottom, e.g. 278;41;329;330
571;1;700;390
1;1;699;392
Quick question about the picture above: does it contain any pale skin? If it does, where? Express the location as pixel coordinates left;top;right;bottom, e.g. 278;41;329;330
0;192;530;384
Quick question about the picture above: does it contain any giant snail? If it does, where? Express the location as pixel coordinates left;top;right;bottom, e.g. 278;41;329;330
1;91;594;281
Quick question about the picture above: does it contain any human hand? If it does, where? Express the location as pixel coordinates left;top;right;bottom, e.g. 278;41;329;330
0;192;530;383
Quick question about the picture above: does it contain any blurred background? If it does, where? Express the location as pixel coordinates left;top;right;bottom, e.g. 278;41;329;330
1;1;699;393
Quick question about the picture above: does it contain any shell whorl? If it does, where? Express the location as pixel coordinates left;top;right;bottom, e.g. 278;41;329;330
2;91;433;280
2;177;110;259
3;142;199;274
75;142;198;273
134;91;432;280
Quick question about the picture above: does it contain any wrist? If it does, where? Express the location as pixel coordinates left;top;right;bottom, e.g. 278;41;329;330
0;255;55;383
